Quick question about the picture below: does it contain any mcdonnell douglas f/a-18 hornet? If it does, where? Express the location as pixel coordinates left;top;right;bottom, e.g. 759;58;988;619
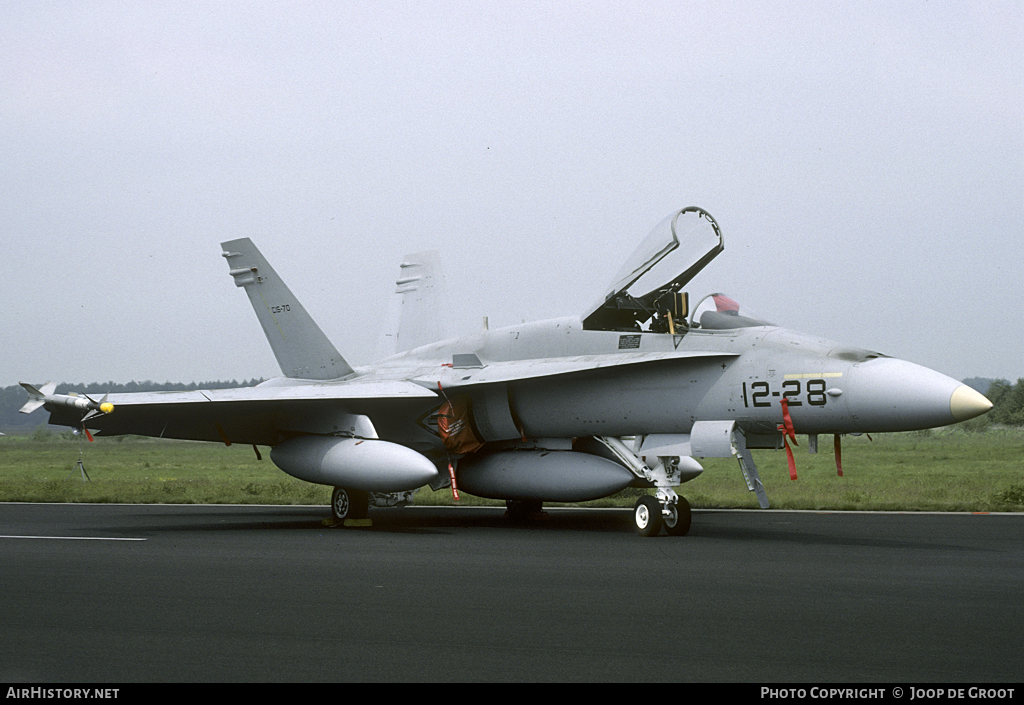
21;207;992;535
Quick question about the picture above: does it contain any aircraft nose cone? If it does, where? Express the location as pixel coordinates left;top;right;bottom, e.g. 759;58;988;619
847;359;991;432
950;384;993;422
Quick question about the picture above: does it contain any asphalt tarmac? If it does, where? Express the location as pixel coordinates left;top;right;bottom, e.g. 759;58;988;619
1;503;1020;683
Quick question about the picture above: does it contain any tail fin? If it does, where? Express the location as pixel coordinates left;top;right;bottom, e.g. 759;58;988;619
221;238;353;380
377;250;453;358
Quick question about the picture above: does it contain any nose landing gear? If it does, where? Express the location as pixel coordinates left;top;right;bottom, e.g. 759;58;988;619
633;494;691;536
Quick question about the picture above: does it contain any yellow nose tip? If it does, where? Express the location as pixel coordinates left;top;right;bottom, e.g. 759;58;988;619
950;385;992;422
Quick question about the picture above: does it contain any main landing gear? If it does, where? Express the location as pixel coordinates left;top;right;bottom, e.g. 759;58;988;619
505;498;546;523
331;486;369;522
633;495;691;537
329;486;417;525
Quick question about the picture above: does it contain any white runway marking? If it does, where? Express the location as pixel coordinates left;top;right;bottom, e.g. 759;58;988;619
0;535;146;541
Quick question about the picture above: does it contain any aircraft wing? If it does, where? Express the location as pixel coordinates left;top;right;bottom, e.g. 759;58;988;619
99;379;438;405
52;349;737;447
55;379;438;447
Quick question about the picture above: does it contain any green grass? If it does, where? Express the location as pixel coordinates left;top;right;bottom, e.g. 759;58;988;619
683;428;1024;512
1;428;1022;511
0;435;325;506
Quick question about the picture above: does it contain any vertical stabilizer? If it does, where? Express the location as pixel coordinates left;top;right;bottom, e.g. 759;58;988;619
221;238;353;380
377;250;453;357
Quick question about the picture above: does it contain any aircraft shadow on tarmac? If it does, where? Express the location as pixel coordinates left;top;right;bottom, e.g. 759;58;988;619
104;506;639;536
89;505;1002;549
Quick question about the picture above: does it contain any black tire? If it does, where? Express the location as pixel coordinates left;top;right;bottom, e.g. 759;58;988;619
332;487;369;521
663;496;692;536
633;496;663;537
505;499;542;523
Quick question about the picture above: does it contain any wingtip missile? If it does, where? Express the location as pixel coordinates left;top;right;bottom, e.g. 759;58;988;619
19;382;115;416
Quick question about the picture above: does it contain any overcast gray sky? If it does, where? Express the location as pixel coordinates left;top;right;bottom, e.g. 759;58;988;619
3;1;1021;388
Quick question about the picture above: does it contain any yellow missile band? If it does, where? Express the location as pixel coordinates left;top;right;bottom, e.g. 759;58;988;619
100;403;114;414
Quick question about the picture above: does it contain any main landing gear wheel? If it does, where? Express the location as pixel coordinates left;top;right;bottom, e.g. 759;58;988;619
663;496;692;536
331;487;369;522
633;496;663;537
505;499;544;523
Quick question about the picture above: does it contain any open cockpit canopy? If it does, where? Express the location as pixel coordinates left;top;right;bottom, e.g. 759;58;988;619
582;206;725;332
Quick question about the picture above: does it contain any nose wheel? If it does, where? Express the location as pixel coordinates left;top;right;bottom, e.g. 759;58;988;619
633;496;662;536
633;495;691;536
663;496;691;536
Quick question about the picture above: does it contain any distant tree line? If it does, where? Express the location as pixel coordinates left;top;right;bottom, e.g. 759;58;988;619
0;380;264;434
983;379;1024;427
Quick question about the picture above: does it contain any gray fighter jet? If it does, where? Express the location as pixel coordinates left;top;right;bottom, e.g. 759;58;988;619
21;207;992;535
